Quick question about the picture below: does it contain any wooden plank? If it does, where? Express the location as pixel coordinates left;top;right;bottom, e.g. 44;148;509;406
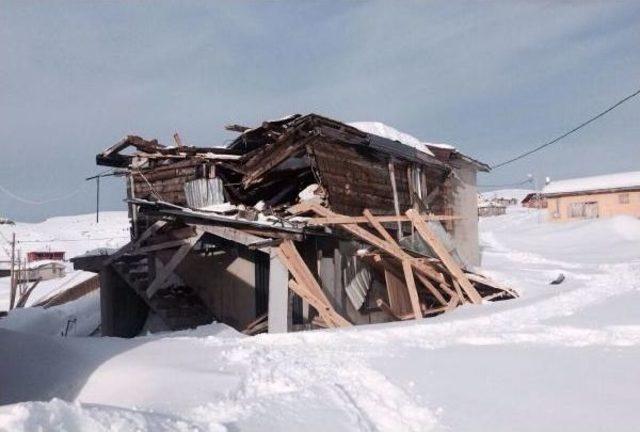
198;225;266;246
146;232;202;297
388;160;403;240
363;209;402;254
104;221;166;266
383;268;413;316
401;259;422;319
288;280;338;328
446;293;460;311
276;241;351;327
406;209;482;304
309;205;445;284
136;238;191;254
307;214;460;225
414;273;447;306
376;299;413;321
452;279;465;304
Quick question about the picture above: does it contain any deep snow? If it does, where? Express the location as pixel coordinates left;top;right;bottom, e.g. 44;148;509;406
1;208;639;431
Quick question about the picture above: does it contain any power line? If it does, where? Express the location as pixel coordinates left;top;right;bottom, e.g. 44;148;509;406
0;183;87;205
492;87;640;169
478;178;534;188
0;168;117;206
16;237;129;243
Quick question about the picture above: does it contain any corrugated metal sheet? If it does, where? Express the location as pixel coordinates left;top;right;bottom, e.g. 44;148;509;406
184;178;225;209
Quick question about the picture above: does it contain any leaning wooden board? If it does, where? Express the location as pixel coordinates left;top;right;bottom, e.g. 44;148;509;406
406;209;482;304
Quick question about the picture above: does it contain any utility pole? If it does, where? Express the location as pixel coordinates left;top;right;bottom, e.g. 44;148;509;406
86;174;102;223
86;171;120;224
96;176;100;223
9;233;16;310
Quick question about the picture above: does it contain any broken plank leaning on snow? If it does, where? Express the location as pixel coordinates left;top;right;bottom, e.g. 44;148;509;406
276;240;351;328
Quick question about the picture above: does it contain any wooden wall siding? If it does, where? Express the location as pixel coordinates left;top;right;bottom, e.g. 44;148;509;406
310;140;415;216
132;159;211;205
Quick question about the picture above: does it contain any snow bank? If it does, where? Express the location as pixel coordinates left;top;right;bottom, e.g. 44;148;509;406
543;170;640;194
0;289;100;336
0;398;213;432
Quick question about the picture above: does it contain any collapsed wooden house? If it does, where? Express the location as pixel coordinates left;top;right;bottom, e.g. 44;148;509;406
78;113;517;337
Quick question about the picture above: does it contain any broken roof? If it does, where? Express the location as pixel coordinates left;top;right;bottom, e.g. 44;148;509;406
349;121;489;172
543;171;640;195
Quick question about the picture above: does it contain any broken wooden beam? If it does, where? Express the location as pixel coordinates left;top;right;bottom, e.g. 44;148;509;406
406;209;482;304
146;231;203;298
277;240;351;328
307;214;460;225
401;259;422;320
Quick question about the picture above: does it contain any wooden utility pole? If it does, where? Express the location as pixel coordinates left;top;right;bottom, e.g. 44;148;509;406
9;233;16;310
96;176;100;223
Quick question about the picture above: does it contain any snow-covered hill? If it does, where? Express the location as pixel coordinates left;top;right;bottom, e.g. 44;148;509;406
1;208;639;431
0;212;129;310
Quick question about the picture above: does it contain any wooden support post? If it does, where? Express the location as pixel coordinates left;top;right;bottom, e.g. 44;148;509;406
401;259;422;319
268;251;290;333
146;231;202;298
406;209;482;304
388;160;402;240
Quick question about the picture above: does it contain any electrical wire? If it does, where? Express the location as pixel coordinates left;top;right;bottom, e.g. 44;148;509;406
478;178;534;188
0;183;87;205
492;87;640;169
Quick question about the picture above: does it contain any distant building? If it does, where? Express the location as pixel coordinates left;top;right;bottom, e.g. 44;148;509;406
17;261;66;282
478;203;506;217
0;217;15;225
521;193;547;209
493;197;519;207
27;251;65;262
543;171;640;221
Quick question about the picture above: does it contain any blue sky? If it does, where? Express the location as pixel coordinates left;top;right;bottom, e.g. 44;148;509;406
1;1;639;221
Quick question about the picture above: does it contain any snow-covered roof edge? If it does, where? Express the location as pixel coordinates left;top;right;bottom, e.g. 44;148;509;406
542;171;640;195
348;121;489;172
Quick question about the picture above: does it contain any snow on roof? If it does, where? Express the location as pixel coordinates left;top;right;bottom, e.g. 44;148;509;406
543;171;640;195
348;121;451;157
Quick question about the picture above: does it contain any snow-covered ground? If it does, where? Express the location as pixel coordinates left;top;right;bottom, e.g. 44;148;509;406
1;207;639;431
0;212;129;310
